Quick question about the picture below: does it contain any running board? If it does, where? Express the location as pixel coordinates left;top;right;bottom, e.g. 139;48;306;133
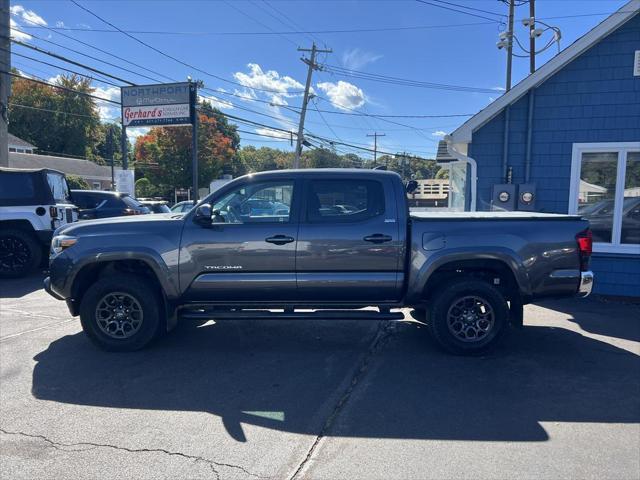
180;309;405;321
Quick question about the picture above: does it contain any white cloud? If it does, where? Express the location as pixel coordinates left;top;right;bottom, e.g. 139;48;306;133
233;63;303;97
255;128;292;140
432;130;447;137
127;127;150;142
55;20;66;28
10;18;31;41
77;23;92;30
11;5;47;27
316;81;366;111
341;48;382;70
93;85;121;121
200;94;234;111
492;86;506;92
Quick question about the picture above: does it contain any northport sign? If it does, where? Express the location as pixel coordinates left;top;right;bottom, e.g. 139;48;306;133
120;82;195;127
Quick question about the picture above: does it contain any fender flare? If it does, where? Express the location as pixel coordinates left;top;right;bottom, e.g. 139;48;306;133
407;247;532;304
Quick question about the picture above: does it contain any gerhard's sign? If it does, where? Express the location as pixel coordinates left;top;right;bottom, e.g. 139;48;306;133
121;82;195;127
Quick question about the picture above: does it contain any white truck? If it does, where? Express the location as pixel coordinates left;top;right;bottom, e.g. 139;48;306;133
0;167;77;278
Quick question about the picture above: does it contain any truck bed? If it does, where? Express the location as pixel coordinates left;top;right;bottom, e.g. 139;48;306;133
410;211;582;221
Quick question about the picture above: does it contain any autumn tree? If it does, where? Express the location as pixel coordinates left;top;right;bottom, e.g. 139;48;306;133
134;100;241;196
9;74;100;158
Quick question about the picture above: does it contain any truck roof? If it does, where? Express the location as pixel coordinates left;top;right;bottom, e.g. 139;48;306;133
240;168;402;180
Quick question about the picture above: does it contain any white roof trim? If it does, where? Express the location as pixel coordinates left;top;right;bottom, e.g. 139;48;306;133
450;0;640;144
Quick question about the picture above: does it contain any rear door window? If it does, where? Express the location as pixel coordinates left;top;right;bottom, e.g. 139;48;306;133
46;173;70;203
305;179;385;223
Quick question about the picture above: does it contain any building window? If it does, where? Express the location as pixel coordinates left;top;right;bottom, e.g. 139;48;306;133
92;182;101;189
8;147;16;152
570;143;640;254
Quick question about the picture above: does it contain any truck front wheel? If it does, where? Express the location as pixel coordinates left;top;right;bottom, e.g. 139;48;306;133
80;275;163;351
428;279;509;355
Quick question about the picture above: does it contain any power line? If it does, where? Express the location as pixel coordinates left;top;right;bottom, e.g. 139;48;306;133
4;48;122;87
9;101;116;119
3;70;120;104
17;20;500;35
69;0;304;95
10;38;134;85
322;63;501;93
414;0;505;23
429;0;506;19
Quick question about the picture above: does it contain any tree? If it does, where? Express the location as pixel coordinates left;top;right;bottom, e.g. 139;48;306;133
91;123;129;165
134;100;241;196
240;146;294;172
135;177;156;198
9;74;100;158
66;175;90;190
302;148;343;168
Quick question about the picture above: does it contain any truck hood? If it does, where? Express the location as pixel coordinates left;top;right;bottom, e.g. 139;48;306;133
55;213;185;237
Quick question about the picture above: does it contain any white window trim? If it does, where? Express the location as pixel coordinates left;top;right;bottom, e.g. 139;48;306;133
570;142;640;255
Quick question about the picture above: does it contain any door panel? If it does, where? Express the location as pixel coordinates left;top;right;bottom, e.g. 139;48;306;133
296;177;402;302
180;180;299;302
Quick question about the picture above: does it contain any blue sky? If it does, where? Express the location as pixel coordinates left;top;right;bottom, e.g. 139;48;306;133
9;0;631;159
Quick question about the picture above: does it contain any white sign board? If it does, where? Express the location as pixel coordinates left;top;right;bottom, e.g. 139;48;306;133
634;51;640;77
115;170;135;196
121;82;193;127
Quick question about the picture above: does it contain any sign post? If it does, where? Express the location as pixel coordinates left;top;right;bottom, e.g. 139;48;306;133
120;82;197;195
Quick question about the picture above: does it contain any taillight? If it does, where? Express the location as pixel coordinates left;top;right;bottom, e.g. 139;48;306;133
576;229;592;271
49;206;58;218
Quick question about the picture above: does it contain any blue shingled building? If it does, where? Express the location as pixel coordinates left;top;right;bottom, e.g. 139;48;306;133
442;1;640;297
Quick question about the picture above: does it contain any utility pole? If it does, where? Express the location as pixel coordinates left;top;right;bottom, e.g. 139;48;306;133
294;43;331;169
366;132;385;167
505;0;515;91
0;0;10;167
529;0;536;74
107;126;115;189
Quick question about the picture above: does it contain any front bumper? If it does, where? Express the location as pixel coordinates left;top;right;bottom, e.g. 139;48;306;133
43;276;64;300
577;270;594;297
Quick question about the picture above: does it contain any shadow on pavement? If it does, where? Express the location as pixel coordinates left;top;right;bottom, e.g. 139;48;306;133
0;272;47;299
31;310;640;443
534;297;640;343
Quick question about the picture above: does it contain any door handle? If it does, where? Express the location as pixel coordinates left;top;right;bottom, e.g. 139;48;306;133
265;235;295;245
363;234;393;243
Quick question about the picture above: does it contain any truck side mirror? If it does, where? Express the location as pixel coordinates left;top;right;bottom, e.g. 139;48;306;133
193;203;212;226
406;180;419;194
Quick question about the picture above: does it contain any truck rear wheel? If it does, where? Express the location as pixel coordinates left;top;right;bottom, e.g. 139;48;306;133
428;279;509;355
0;229;42;278
80;274;163;351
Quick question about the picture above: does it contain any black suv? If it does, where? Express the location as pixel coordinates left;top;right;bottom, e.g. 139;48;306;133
71;190;150;220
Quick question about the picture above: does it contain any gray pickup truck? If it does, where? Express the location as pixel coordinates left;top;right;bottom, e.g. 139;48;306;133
44;169;593;355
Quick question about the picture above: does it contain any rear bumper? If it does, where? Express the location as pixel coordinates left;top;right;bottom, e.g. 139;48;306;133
577;271;594;298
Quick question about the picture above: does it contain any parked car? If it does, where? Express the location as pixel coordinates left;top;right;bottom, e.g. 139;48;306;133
170;200;194;213
71;190;150;219
45;169;593;354
139;200;171;214
0;167;77;277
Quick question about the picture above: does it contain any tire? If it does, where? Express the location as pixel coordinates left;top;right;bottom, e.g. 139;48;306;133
428;279;510;356
80;274;164;351
0;229;42;278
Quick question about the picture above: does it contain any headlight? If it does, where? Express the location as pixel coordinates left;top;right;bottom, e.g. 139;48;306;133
51;235;77;254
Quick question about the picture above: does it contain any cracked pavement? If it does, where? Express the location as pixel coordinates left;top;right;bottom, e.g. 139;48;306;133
1;274;639;480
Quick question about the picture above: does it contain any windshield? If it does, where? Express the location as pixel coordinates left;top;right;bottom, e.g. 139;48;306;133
46;172;70;203
121;194;143;208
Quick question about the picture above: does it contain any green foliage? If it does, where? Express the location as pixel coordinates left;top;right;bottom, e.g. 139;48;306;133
9;74;100;158
135;177;156;197
66;175;91;190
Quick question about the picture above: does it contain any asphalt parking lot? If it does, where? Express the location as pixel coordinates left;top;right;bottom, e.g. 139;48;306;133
1;274;639;480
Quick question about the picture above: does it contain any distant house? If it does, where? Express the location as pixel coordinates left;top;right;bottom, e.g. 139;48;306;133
8;133;35;154
9;151;121;190
442;0;639;296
